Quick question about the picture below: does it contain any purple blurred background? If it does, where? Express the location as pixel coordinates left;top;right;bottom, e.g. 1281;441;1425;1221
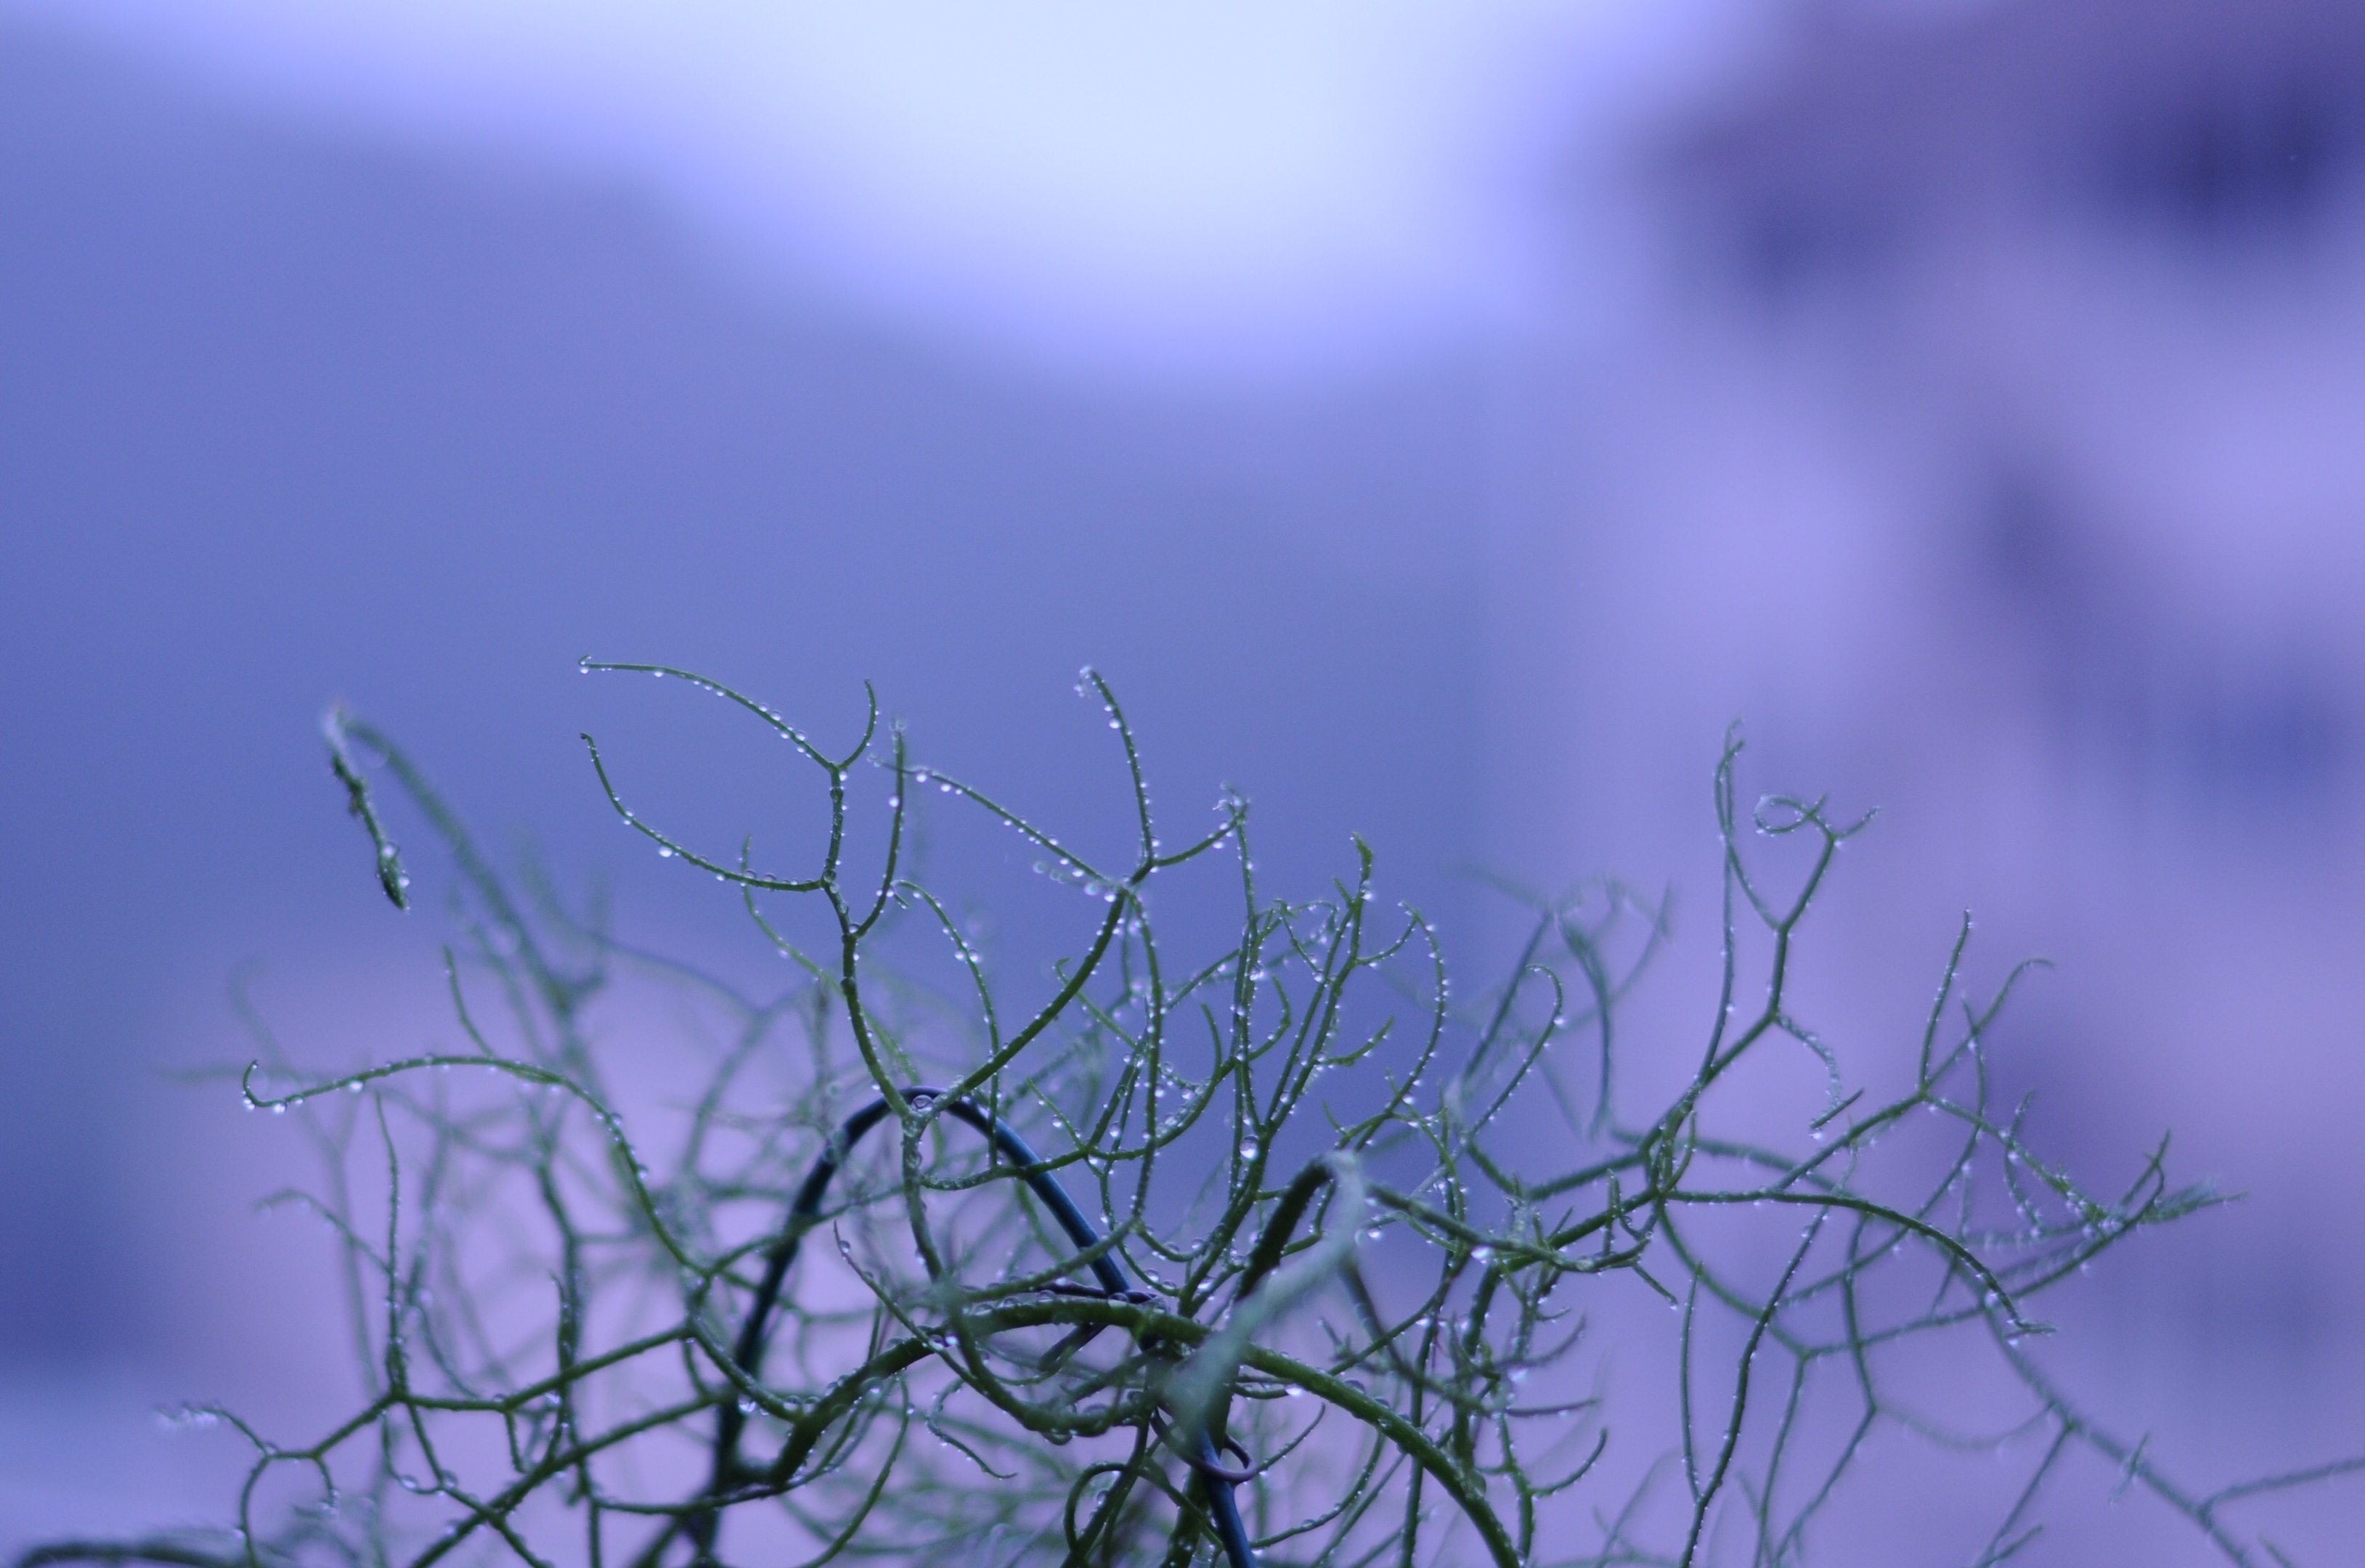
4;0;2360;1559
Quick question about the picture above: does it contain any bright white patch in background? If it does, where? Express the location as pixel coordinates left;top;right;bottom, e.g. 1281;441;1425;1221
12;0;1735;383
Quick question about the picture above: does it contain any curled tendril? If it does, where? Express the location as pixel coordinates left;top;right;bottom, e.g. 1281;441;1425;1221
25;681;2355;1568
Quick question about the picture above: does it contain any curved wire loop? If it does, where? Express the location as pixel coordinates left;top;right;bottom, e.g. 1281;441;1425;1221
685;1087;1255;1568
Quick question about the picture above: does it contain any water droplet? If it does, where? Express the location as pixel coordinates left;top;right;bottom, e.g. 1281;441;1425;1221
657;846;675;858
272;1103;286;1115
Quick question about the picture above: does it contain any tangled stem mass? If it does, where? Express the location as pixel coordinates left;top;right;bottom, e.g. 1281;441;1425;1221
23;667;2358;1567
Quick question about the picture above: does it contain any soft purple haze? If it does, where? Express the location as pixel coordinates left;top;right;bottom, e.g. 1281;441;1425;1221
3;0;2358;1559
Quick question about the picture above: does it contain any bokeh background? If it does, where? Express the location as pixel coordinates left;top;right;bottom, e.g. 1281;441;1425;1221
3;0;2361;1559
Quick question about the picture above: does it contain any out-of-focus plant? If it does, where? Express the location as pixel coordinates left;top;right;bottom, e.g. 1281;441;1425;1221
22;665;2361;1568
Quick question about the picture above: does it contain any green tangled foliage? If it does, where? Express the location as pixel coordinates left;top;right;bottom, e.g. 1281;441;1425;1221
23;666;2362;1568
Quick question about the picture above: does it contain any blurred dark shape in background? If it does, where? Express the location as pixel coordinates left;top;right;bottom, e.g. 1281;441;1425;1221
1486;0;2365;1551
6;0;2364;1556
